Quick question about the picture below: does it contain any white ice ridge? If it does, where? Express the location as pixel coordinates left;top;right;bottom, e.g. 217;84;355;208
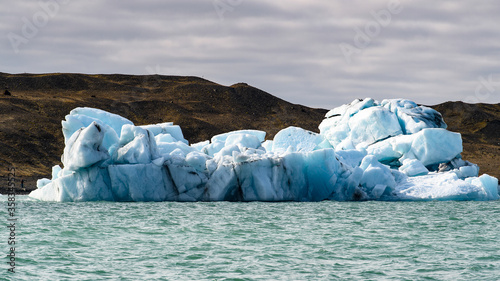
30;98;500;202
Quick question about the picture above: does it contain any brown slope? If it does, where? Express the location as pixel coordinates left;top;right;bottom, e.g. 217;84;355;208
0;72;327;192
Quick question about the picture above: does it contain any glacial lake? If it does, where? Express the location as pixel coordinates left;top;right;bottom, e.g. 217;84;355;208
2;196;500;280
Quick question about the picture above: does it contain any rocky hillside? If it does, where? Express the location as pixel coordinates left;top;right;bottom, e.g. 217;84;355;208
0;73;498;192
0;72;327;192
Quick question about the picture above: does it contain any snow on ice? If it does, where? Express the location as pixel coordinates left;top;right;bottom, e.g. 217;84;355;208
30;98;499;202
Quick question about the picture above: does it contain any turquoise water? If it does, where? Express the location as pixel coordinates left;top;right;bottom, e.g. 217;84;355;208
1;196;500;280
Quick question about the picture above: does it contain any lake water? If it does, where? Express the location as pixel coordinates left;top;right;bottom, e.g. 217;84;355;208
1;196;500;280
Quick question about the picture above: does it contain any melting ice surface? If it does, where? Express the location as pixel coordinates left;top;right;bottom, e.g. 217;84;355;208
30;98;500;202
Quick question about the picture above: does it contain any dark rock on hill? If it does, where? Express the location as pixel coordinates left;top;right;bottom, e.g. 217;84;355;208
0;72;498;193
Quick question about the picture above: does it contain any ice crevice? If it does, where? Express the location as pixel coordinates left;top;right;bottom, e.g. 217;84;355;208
30;98;500;202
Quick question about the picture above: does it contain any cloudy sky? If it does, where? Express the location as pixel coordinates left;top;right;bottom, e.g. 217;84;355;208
2;0;500;109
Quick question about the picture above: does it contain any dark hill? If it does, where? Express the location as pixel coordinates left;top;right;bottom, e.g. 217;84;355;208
0;73;498;193
0;72;327;191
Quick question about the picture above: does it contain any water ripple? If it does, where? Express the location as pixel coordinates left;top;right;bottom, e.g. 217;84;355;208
1;197;499;280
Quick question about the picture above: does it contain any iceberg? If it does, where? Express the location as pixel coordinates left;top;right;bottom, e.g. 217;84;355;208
30;99;500;202
366;128;462;167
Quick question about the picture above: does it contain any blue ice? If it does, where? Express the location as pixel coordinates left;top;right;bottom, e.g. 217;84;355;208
31;98;499;202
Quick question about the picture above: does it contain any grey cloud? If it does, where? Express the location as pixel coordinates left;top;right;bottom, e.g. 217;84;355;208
2;0;500;109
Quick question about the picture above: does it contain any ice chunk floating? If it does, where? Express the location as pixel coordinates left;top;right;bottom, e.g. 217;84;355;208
30;99;500;202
